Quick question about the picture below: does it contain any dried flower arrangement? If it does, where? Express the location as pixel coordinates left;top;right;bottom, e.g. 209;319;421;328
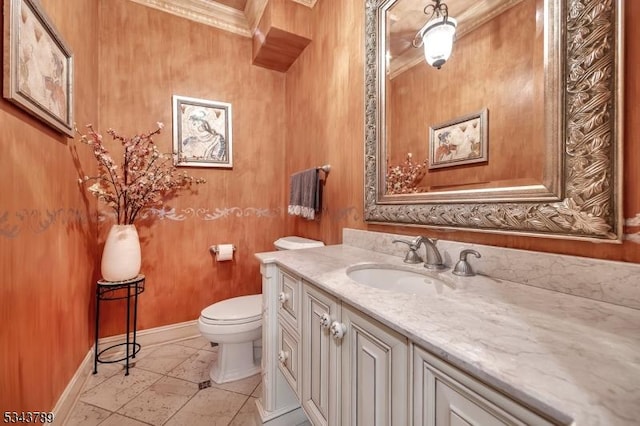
386;153;428;194
77;122;206;225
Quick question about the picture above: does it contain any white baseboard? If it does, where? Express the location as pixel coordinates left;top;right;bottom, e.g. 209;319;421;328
52;348;94;426
255;398;309;426
98;319;199;351
52;320;200;424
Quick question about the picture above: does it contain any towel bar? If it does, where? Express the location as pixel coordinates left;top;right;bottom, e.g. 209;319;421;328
317;164;331;173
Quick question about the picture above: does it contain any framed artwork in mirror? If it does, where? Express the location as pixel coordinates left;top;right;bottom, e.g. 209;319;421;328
3;0;74;136
429;109;488;170
172;95;233;168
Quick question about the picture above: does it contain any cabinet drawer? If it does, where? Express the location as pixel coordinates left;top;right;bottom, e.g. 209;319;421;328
413;345;554;426
278;269;301;331
277;320;301;398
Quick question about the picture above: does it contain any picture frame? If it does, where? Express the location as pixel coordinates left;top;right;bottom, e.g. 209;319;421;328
3;0;74;136
172;95;233;168
428;109;488;170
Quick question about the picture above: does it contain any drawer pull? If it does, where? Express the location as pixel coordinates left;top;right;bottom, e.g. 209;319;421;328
320;313;332;329
330;321;346;340
278;292;290;304
278;350;289;363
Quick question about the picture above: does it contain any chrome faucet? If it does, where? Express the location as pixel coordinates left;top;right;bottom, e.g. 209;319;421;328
416;236;447;270
393;236;447;270
392;236;424;264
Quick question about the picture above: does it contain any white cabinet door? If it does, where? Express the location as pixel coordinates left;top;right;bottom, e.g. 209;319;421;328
301;282;341;426
413;345;554;426
277;320;301;399
341;304;408;426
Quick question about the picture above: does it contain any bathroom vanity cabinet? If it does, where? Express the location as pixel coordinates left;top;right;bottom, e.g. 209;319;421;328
413;346;553;426
257;241;640;425
263;263;551;426
300;282;408;426
274;267;408;426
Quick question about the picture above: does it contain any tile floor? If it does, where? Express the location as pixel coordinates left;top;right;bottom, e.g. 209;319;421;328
65;336;263;426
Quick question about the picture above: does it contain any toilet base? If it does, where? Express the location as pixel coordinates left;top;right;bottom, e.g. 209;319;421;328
210;340;261;384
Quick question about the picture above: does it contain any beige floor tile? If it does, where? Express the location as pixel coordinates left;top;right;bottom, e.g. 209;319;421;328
167;349;217;383
229;397;260;426
80;368;163;412
252;381;262;398
175;336;215;351
164;387;247;426
83;362;125;392
211;373;261;396
99;413;151;426
117;376;198;425
64;401;111;426
133;343;198;375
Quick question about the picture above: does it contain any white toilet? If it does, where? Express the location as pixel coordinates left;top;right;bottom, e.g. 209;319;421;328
198;236;324;384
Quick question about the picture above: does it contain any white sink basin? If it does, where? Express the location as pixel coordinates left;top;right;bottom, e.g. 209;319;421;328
346;265;453;296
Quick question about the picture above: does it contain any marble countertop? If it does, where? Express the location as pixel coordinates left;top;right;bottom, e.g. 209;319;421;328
256;244;640;426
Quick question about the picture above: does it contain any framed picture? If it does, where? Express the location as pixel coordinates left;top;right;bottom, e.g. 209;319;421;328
428;109;488;170
172;95;233;168
3;0;74;136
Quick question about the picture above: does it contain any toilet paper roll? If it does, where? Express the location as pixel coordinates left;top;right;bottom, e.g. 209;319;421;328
215;244;234;261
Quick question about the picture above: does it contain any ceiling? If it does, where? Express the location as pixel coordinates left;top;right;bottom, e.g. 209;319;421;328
388;0;527;78
129;0;316;38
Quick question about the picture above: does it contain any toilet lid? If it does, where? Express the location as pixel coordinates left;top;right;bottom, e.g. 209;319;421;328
274;236;325;250
201;294;262;324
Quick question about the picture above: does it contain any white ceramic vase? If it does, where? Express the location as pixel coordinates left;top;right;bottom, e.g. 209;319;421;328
101;224;141;282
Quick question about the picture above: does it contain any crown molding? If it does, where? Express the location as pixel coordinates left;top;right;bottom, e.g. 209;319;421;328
291;0;317;7
129;0;251;37
245;0;268;32
128;0;317;38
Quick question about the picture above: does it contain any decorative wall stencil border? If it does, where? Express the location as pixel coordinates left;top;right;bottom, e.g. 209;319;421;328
1;206;283;238
319;206;361;222
625;214;640;243
0;209;92;239
101;206;283;222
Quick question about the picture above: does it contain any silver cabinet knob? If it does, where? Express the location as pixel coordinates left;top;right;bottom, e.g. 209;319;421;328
330;321;346;340
320;313;332;329
278;292;289;304
278;350;289;363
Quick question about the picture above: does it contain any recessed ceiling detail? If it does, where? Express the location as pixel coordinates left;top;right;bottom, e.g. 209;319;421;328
129;0;315;38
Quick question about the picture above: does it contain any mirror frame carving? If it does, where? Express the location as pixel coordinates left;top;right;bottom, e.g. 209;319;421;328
364;0;623;242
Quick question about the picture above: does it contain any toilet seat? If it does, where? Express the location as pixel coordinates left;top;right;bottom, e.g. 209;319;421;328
200;294;261;325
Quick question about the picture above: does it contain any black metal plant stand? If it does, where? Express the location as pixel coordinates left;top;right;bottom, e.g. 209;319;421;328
93;275;145;376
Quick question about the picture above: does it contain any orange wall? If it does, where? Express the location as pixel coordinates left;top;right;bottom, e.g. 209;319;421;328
284;0;365;243
285;1;640;264
97;0;287;336
0;0;99;412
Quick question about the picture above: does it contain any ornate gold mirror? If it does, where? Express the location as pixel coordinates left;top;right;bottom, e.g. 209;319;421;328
364;0;623;241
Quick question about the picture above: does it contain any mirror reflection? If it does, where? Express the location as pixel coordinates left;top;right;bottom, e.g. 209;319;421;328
384;0;550;197
364;0;622;241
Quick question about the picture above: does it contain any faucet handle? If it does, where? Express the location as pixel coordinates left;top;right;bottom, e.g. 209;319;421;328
460;249;481;261
453;249;481;277
392;238;424;264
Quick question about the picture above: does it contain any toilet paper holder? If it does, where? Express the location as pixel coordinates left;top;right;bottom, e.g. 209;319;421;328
209;245;236;254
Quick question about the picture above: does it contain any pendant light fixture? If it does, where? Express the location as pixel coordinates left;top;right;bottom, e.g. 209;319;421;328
412;0;457;69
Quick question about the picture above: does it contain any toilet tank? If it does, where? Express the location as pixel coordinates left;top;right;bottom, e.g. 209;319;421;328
274;236;325;251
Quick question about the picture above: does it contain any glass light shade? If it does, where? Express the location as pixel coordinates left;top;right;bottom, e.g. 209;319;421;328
421;16;457;69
